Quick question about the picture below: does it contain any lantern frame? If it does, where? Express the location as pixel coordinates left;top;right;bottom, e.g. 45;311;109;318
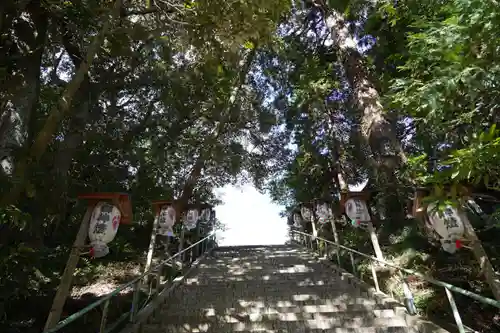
300;204;313;221
152;200;174;216
339;191;371;214
315;202;333;224
78;192;133;224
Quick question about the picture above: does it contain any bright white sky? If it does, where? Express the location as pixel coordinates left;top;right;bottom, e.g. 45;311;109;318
213;184;289;246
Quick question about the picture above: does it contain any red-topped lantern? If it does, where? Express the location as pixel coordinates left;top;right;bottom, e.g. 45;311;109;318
152;200;176;237
340;191;371;228
315;203;333;225
427;204;465;254
78;193;133;224
78;193;132;258
185;209;199;230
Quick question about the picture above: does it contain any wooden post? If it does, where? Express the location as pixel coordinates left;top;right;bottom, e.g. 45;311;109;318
329;215;341;264
340;191;385;262
367;221;384;261
458;206;500;301
310;215;318;238
144;210;160;277
43;205;94;332
44;192;132;331
178;225;185;265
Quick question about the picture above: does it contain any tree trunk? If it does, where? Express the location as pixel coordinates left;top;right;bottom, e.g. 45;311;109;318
50;96;91;229
0;1;48;154
0;0;123;208
311;1;406;169
173;47;258;214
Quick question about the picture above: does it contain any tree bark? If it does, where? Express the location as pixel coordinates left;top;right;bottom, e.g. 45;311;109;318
1;1;48;151
312;1;407;168
173;47;258;214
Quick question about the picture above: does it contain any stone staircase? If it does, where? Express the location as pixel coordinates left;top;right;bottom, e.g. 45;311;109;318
138;245;425;333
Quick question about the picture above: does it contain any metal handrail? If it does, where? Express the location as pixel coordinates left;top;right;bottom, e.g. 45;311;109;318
291;229;500;333
45;231;216;333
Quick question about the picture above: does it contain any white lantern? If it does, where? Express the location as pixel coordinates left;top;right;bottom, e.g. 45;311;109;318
427;204;465;253
88;201;121;258
300;206;312;221
199;208;211;225
345;198;371;227
316;203;332;224
293;213;302;228
185;209;199;230
157;205;176;236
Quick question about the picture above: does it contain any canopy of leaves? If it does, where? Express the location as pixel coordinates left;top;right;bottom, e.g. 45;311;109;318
1;0;500;332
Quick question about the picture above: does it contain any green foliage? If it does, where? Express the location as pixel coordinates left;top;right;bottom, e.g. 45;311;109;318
2;0;500;331
0;0;291;330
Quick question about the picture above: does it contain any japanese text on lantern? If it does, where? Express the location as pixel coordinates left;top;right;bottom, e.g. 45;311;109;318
443;208;459;229
159;209;167;224
354;200;363;214
93;204;113;234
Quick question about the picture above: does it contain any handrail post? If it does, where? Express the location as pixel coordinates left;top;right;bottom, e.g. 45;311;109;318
154;264;163;296
335;246;341;267
349;252;356;276
329;217;341;268
445;287;466;333
41;232;215;333
130;281;140;322
402;274;417;315
178;227;185;263
370;263;380;293
99;299;110;333
289;230;500;311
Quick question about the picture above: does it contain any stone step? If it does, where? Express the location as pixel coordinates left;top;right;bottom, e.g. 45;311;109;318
171;283;361;293
132;245;417;333
181;274;351;281
142;324;411;333
179;280;353;287
155;303;397;319
142;318;408;333
162;294;396;309
157;311;406;327
170;279;360;288
159;305;395;317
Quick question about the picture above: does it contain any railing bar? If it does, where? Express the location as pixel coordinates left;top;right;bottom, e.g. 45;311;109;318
44;232;215;333
445;287;466;333
99;299;110;333
130;281;140;322
103;311;129;333
291;230;500;309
